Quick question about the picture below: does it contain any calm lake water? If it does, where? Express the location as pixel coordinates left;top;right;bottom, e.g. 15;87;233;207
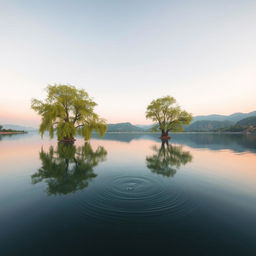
0;132;256;255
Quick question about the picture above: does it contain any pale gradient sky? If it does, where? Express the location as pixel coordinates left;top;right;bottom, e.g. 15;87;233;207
0;0;255;126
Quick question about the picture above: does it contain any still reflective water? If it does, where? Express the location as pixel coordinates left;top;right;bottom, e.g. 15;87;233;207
0;133;256;255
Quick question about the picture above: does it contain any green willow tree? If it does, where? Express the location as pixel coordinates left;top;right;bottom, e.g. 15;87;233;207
146;141;192;177
31;84;107;142
146;96;192;139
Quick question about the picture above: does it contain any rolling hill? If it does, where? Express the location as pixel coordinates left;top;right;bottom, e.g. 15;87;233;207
135;124;153;130
236;116;256;127
107;122;144;132
193;111;256;123
184;120;234;132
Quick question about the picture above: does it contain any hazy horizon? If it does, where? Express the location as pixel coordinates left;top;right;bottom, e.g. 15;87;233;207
1;0;256;126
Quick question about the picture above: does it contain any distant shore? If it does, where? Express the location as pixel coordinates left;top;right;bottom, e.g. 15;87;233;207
105;131;254;134
0;131;27;135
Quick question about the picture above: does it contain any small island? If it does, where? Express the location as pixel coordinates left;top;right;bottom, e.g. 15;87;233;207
0;125;27;135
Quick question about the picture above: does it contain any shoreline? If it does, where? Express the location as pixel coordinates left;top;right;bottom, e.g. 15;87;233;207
0;131;27;135
104;131;254;135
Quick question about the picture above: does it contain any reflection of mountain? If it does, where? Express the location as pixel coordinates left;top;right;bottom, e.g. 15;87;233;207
0;131;39;141
169;134;256;153
32;143;107;195
0;134;22;141
146;142;192;177
0;133;26;140
93;133;256;153
92;133;154;143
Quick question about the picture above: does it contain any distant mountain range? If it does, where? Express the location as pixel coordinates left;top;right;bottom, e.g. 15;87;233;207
135;124;154;130
192;111;256;123
184;120;234;132
236;116;256;127
185;111;256;132
107;122;144;132
224;116;256;133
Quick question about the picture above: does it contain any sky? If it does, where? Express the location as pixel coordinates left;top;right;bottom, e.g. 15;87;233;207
0;0;255;127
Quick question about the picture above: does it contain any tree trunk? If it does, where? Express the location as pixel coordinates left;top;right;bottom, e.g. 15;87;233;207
59;136;76;143
160;130;170;140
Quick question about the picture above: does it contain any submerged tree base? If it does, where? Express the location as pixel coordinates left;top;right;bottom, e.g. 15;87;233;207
160;135;171;140
59;138;76;144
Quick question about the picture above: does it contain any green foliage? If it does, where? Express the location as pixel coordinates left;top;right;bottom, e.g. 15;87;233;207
31;143;107;195
146;142;192;177
0;125;2;130
31;84;107;141
146;96;192;134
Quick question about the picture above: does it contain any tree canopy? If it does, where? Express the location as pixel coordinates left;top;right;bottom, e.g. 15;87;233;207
31;84;107;141
0;125;2;130
146;96;192;137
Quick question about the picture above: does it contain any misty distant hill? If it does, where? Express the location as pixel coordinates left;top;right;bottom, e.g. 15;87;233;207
135;124;153;130
184;120;234;132
193;111;256;123
2;124;37;131
185;115;256;133
107;122;144;132
221;116;256;132
236;116;256;127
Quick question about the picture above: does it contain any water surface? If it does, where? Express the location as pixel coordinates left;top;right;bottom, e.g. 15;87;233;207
0;133;256;255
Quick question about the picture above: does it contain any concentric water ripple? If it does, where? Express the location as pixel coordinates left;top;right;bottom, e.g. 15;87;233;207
75;175;195;224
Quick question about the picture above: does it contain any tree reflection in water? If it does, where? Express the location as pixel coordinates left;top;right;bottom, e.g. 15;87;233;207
32;143;107;195
146;141;192;177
